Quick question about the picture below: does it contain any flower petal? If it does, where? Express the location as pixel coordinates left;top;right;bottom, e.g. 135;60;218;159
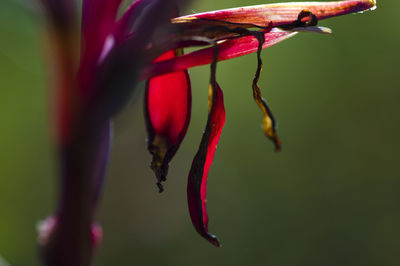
172;0;376;28
145;49;191;192
141;29;296;80
187;82;225;247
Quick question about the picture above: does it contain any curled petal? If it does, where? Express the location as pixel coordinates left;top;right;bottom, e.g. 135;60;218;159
141;29;297;80
172;0;376;28
187;82;225;247
145;50;191;192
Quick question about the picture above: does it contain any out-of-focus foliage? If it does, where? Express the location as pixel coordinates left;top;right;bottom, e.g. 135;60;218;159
1;1;399;266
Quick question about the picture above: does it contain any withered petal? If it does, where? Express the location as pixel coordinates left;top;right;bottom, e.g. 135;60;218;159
250;32;281;151
144;49;191;192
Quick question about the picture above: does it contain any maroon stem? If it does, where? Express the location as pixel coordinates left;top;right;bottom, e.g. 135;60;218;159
41;116;110;266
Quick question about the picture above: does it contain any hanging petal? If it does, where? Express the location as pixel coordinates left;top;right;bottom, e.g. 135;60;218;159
249;32;281;151
145;49;191;192
187;82;225;247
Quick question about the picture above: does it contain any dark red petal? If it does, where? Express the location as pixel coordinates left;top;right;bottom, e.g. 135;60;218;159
187;82;225;247
145;49;191;192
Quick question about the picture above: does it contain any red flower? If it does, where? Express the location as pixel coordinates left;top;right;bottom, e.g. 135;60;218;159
143;0;376;247
37;0;375;265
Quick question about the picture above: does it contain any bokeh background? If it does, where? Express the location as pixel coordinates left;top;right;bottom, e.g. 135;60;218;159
1;0;399;265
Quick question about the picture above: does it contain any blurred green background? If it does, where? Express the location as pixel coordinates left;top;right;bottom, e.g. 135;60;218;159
1;0;399;265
